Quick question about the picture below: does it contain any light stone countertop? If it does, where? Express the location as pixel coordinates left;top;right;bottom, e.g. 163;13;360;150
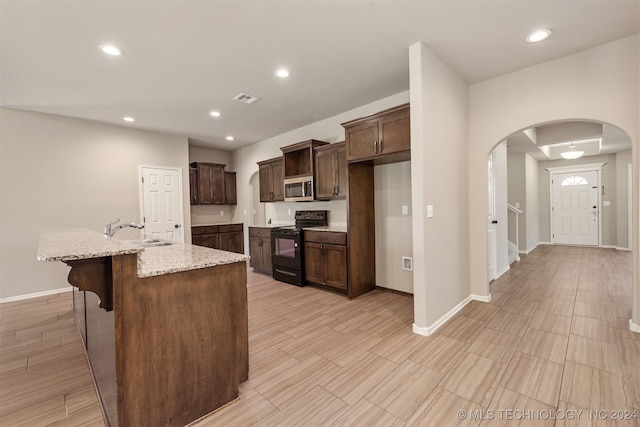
37;228;249;278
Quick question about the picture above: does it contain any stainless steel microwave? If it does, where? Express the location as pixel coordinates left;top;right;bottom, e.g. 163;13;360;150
284;176;314;202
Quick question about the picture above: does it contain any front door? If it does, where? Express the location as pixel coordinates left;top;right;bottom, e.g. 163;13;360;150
552;171;599;246
140;166;184;243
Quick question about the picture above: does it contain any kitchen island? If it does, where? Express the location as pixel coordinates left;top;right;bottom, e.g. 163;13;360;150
37;229;249;427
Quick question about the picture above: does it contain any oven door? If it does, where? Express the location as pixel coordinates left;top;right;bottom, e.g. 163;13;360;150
271;229;302;270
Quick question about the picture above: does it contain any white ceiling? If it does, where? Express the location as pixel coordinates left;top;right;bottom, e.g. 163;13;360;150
1;1;638;150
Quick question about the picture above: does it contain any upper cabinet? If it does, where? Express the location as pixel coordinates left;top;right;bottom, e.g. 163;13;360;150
257;157;284;202
281;139;329;178
189;162;237;205
315;142;347;200
224;172;237;205
342;103;410;164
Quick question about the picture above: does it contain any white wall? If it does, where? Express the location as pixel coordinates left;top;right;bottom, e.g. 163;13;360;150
230;91;413;293
616;149;632;250
507;153;527;251
468;35;639;327
410;42;469;333
375;161;413;293
0;108;190;299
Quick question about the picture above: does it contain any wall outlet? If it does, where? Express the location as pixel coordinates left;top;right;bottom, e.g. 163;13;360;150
243;209;247;215
219;210;224;216
426;205;434;218
603;200;611;206
402;256;413;271
287;208;291;215
402;205;409;215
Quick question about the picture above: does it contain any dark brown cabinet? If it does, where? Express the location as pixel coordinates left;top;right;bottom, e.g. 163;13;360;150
257;157;284;202
224;172;237;205
281;139;329;178
304;230;347;291
315;142;347;200
342;103;410;164
218;224;244;254
189;168;198;205
191;162;226;205
192;224;244;254
248;227;273;274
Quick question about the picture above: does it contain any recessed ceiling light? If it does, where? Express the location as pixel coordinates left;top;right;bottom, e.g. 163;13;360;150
275;68;290;78
99;44;124;56
210;111;221;117
226;136;235;141
123;116;135;122
526;29;552;43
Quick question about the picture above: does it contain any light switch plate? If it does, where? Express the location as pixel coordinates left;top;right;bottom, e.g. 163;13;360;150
402;205;408;215
426;205;434;218
603;200;611;206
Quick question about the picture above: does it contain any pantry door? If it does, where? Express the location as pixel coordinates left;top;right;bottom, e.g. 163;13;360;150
140;166;184;243
551;171;599;246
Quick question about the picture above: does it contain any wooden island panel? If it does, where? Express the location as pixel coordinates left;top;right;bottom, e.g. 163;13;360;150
67;253;248;427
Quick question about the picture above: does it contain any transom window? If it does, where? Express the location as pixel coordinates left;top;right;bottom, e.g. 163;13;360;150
561;175;589;186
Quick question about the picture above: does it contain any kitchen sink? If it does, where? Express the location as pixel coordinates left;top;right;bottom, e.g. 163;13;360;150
126;238;174;248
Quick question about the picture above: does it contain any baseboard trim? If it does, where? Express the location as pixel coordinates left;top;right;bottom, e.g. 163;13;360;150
0;287;71;304
616;246;632;252
495;265;510;280
413;293;491;337
630;319;640;334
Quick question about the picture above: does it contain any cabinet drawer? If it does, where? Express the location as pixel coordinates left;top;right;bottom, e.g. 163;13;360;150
249;227;272;238
192;225;219;235
304;230;346;245
219;224;242;233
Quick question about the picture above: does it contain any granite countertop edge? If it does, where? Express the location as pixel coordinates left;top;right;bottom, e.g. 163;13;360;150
37;228;249;278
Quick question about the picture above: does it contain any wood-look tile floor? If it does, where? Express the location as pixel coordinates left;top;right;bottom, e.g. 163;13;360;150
1;245;638;426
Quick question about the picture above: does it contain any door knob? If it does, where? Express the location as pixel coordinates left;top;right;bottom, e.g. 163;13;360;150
492;220;498;224
175;224;180;228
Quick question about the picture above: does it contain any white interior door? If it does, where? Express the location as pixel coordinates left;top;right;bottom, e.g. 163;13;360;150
552;171;599;246
141;166;184;243
487;153;497;280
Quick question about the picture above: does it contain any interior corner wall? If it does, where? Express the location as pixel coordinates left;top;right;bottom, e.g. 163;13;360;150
468;35;639;307
616;150;632;249
409;42;469;331
0;108;190;300
525;154;539;252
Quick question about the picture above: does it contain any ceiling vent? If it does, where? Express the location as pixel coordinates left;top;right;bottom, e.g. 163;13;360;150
233;93;261;104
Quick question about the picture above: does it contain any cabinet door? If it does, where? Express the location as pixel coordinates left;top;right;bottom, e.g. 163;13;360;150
304;242;326;285
315;148;336;200
378;107;410;156
262;238;272;273
198;164;214;204
325;244;347;290
249;237;261;269
259;164;273;202
345;119;378;162
189;168;198;205
192;234;206;247
271;161;284;202
224;172;237;205
335;145;347;199
211;165;225;205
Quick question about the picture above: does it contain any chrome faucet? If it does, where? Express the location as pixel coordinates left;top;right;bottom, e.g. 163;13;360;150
104;218;145;237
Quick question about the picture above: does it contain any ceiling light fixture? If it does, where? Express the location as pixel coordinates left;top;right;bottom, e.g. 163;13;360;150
99;44;124;56
275;68;290;78
226;136;235;141
560;142;584;160
526;29;552;43
210;111;221;117
122;116;135;122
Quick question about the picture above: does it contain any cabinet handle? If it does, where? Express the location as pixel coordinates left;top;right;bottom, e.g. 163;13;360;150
373;140;377;154
379;139;383;153
336;184;339;195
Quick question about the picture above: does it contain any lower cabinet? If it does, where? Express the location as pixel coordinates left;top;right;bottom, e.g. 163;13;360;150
192;224;244;254
248;227;272;274
304;230;347;291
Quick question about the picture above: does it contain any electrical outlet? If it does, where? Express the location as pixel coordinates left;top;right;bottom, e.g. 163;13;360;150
402;205;408;215
287;208;291;215
219;210;224;216
243;209;247;215
402;257;413;271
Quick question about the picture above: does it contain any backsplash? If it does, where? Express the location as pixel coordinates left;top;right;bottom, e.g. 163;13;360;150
191;204;236;225
265;200;346;227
